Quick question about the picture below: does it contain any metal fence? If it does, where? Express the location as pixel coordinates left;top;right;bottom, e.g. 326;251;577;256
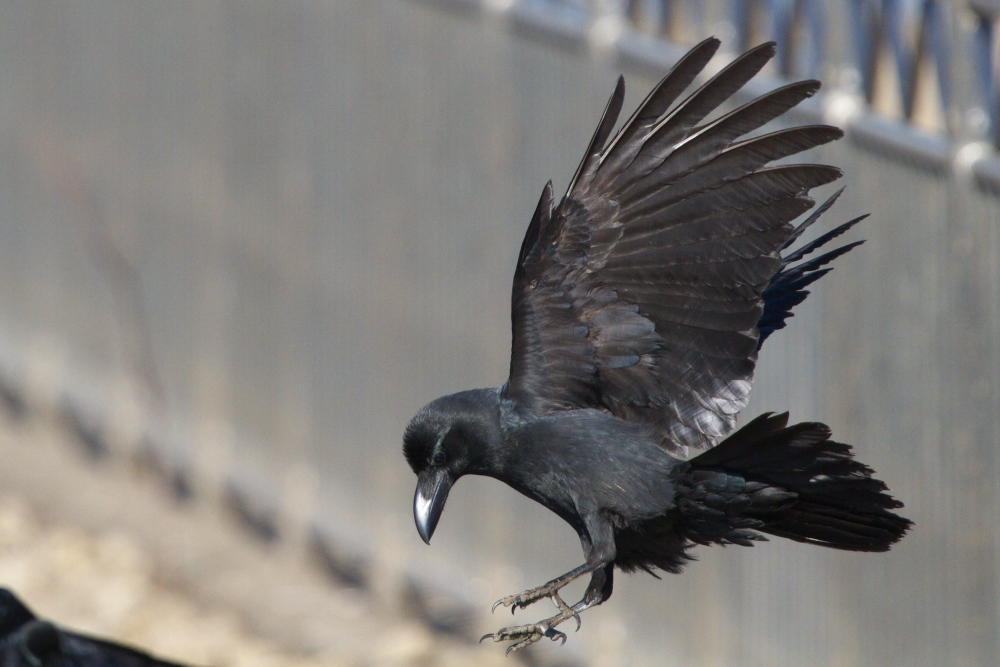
0;0;997;664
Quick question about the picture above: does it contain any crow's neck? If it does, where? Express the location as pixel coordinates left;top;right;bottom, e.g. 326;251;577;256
452;387;508;477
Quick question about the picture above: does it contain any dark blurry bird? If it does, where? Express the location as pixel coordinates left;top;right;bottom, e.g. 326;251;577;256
0;588;186;667
403;38;912;654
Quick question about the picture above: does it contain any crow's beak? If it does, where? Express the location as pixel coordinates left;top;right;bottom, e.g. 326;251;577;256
414;469;452;544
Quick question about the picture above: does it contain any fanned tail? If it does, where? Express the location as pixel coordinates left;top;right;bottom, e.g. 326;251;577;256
679;413;912;552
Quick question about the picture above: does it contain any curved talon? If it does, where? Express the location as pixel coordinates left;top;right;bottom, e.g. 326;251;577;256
550;591;582;632
479;633;495;644
544;628;567;645
491;599;504;614
562;600;581;627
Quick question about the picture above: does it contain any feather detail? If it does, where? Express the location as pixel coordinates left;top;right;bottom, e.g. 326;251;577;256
506;42;860;452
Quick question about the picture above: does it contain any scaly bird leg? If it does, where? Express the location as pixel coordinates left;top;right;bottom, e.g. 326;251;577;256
490;562;599;614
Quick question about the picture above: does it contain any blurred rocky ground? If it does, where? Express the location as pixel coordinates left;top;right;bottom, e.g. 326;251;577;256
0;408;514;667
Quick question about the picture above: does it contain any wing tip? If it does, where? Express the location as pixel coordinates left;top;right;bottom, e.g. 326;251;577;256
516;180;555;273
701;35;722;50
750;41;778;60
566;75;627;197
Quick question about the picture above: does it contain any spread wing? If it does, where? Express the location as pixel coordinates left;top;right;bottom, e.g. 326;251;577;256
505;38;847;453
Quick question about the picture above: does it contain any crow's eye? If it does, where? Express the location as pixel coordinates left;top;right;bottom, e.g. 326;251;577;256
431;450;446;466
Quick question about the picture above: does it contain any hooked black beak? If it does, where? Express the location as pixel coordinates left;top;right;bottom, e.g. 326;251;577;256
414;469;452;544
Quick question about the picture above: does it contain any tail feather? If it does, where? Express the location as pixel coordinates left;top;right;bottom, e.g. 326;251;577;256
762;500;908;551
679;413;912;552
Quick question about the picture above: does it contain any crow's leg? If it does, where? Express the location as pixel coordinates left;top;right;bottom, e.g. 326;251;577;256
483;515;616;653
481;568;615;654
490;562;599;614
483;563;601;653
575;563;614;611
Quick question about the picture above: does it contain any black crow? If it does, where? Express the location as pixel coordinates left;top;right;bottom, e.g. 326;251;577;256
403;38;912;654
0;588;187;667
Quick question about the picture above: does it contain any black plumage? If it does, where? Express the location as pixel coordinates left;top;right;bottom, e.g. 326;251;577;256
0;589;186;667
403;38;911;654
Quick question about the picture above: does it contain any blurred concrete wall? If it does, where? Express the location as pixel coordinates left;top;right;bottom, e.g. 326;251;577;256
0;0;997;665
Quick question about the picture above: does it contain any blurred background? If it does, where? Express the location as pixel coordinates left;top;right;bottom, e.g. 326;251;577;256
0;0;997;665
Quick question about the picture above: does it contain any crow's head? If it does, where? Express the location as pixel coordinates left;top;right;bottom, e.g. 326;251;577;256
403;388;500;544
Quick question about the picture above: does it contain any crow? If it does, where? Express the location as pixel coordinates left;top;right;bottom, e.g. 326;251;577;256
0;588;187;667
403;38;912;654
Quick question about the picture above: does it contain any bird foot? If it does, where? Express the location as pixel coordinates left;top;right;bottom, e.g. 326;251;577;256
481;623;565;655
480;616;573;654
481;593;581;654
492;580;571;614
